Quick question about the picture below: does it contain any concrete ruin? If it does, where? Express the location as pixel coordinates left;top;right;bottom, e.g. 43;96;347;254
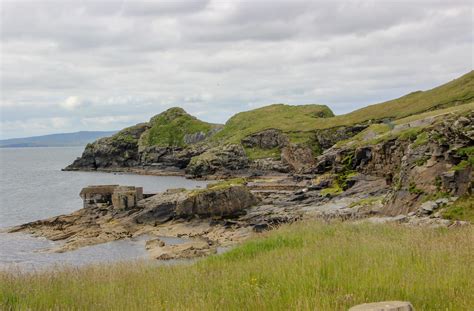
79;185;143;210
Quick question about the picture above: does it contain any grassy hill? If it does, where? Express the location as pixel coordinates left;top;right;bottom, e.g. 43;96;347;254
139;107;221;148
1;221;472;310
330;70;473;127
212;104;334;144
214;71;473;146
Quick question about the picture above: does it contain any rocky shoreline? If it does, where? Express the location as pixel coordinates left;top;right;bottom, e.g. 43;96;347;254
8;171;470;261
8;76;474;262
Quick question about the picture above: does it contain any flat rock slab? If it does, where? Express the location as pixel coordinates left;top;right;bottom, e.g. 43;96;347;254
349;301;413;311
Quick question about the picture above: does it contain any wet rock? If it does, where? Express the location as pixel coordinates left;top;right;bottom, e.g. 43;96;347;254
145;238;165;249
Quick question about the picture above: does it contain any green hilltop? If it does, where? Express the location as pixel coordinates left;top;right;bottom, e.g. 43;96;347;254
139;107;220;148
99;107;221;150
212;104;334;144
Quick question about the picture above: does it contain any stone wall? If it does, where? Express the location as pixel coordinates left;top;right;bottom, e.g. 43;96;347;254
79;185;143;210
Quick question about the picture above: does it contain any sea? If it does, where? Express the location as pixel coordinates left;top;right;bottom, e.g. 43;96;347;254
0;147;208;271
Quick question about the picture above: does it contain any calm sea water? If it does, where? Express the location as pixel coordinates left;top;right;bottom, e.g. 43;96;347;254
0;147;208;270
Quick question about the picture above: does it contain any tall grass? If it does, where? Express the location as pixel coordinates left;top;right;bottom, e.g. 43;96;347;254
1;222;473;310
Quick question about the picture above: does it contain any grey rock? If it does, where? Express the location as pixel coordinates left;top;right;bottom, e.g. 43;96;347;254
349;301;413;311
241;129;288;149
134;185;258;224
421;201;437;213
185;144;250;177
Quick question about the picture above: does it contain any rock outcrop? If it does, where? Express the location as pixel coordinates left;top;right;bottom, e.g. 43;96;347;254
314;124;369;150
185;144;250;177
313;111;473;215
241;129;289;149
134;184;257;224
281;144;316;172
64;108;222;173
66;123;150;170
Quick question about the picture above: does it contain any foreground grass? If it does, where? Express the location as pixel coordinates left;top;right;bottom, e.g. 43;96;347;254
1;222;473;310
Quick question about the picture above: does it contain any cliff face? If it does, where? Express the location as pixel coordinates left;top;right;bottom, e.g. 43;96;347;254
66;123;150;170
313;110;473;215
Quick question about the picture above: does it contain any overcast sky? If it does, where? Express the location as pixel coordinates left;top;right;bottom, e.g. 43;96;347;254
0;0;472;139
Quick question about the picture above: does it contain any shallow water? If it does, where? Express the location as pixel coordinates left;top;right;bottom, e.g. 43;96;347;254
0;147;208;270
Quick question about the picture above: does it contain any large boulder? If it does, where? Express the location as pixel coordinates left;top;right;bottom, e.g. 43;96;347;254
281;144;316;172
133;184;257;224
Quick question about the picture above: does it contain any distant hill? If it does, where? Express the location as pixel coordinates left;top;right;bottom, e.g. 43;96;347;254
0;131;117;148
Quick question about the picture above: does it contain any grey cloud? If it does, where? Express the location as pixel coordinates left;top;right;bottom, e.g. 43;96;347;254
0;0;472;139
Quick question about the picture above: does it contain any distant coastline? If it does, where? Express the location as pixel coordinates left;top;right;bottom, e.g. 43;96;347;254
0;131;116;148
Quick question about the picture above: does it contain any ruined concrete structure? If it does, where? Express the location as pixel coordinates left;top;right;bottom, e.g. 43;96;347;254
79;185;143;210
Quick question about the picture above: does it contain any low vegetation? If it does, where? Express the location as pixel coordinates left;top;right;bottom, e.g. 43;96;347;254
189;178;247;196
442;196;474;222
1;221;472;310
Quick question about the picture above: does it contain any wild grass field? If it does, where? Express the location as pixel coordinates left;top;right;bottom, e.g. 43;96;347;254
1;221;472;310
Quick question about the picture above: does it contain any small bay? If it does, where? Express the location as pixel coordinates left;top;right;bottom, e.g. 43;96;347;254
0;147;207;270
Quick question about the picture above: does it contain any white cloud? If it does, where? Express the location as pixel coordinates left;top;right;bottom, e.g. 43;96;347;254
81;115;146;126
59;96;82;110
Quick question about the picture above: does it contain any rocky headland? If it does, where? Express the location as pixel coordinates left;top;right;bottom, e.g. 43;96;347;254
10;71;474;260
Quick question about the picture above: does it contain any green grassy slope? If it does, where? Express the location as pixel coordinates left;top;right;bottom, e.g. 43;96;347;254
212;104;334;144
331;70;474;126
214;71;473;145
139;107;220;148
335;102;474;148
1;221;472;310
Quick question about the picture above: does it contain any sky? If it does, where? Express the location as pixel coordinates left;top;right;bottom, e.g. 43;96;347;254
0;0;472;139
